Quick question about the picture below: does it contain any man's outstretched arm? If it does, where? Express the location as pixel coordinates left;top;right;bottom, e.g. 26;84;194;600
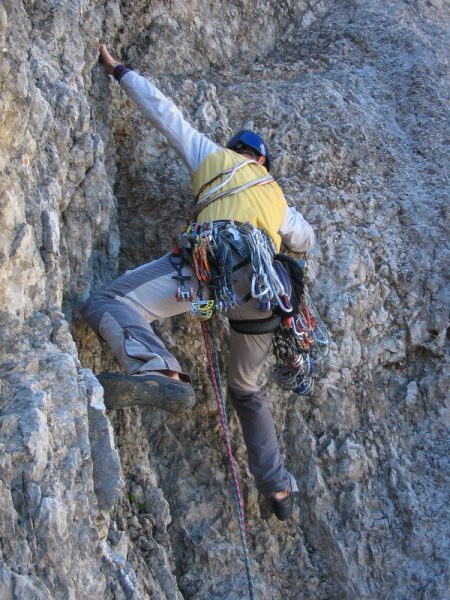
99;44;219;173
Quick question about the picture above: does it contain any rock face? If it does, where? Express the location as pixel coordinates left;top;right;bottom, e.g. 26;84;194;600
0;0;449;598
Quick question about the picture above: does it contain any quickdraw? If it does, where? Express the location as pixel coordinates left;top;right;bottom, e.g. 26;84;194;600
244;225;292;314
192;299;215;321
178;221;241;315
169;253;194;301
192;239;211;282
272;291;330;395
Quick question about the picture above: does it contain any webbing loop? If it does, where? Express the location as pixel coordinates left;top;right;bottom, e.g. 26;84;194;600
193;175;274;220
194;159;258;204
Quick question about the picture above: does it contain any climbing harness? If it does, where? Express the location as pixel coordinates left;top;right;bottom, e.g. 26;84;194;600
201;320;256;600
171;220;330;395
176;220;292;319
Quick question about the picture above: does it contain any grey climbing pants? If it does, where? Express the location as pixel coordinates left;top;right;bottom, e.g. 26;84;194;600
82;252;294;497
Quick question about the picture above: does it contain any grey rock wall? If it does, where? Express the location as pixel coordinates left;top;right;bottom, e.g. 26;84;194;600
0;1;448;598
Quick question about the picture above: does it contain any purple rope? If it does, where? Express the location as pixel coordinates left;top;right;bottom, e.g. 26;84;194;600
201;321;256;600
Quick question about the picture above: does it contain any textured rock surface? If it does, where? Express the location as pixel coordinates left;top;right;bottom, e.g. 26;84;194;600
0;0;449;598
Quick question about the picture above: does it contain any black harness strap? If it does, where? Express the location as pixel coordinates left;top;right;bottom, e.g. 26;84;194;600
228;314;281;335
232;256;251;272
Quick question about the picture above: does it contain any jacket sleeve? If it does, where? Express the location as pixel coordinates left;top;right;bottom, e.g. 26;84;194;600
278;205;316;252
116;68;219;173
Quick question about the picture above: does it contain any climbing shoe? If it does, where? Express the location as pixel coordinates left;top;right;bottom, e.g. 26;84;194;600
97;372;196;414
270;491;299;521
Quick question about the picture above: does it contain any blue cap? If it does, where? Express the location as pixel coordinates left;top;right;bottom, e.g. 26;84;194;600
226;130;271;171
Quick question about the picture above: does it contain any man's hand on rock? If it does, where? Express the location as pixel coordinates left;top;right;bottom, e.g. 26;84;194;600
99;44;121;75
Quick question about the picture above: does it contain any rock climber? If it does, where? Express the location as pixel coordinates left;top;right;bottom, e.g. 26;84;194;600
83;44;315;521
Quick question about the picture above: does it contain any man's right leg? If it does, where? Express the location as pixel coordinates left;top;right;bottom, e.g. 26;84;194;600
224;261;299;519
227;329;295;499
82;253;196;412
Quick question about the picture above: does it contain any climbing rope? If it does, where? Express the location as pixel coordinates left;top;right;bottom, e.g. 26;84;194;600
200;320;256;600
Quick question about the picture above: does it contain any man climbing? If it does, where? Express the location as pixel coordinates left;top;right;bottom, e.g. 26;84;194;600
83;44;315;521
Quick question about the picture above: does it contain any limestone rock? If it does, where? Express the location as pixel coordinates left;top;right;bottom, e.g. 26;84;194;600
0;0;449;599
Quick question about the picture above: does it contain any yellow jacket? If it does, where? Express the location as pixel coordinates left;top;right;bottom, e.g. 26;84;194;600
192;149;287;251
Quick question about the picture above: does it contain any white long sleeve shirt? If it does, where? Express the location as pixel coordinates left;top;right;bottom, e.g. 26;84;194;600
116;67;315;252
